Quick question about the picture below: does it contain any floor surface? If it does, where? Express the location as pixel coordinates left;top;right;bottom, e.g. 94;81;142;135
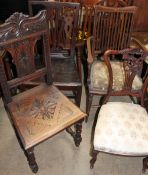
0;87;147;175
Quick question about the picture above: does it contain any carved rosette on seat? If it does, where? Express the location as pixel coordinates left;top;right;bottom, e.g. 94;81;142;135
8;84;85;150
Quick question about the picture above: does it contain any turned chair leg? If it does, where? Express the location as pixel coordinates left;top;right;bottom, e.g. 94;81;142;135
25;148;38;173
143;157;148;173
86;93;93;122
74;120;83;147
90;148;99;169
13;127;38;173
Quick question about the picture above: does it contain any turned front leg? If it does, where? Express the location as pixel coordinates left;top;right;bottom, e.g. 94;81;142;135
90;148;99;169
25;148;38;173
143;157;148;173
74;119;83;147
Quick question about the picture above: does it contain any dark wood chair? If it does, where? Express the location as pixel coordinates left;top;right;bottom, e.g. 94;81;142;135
86;4;138;119
96;0;128;6
0;11;86;173
56;1;95;82
28;1;82;107
124;0;134;5
94;0;133;6
89;48;148;173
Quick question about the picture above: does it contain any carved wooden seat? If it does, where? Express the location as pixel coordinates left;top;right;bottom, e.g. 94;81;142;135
28;1;82;107
0;11;86;173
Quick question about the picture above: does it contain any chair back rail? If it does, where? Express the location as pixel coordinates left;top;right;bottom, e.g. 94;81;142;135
92;5;137;55
97;0;128;7
28;1;80;59
0;10;52;104
103;48;148;106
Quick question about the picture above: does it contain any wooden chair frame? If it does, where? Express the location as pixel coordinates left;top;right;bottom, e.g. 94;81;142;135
28;1;83;107
85;4;138;119
0;11;86;173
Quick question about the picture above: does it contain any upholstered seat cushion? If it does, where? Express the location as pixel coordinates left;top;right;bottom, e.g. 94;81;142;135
90;61;142;92
94;102;148;155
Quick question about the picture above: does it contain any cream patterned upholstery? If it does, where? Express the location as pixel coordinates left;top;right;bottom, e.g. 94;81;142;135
94;102;148;155
90;61;143;92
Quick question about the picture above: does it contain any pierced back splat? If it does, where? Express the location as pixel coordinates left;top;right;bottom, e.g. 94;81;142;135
0;11;52;103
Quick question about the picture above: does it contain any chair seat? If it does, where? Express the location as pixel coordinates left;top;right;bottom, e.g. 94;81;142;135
90;61;142;92
7;83;85;150
94;102;148;156
51;58;81;87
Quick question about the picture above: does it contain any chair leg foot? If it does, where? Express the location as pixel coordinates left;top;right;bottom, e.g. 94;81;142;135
74;120;83;147
90;149;98;169
143;157;148;173
25;148;38;173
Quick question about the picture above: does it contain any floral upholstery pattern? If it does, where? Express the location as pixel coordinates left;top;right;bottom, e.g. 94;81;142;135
94;102;148;155
90;61;143;92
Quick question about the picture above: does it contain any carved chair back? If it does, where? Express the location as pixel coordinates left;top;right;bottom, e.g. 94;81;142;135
57;0;81;2
0;10;52;104
29;1;80;59
96;0;128;7
103;48;148;106
79;0;127;42
124;0;134;5
91;5;137;56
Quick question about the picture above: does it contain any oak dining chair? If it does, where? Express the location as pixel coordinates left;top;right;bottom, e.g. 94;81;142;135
0;10;86;173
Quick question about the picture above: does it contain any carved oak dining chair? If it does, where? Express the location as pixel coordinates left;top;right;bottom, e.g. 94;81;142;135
90;48;148;173
86;4;138;119
28;1;83;107
0;11;86;173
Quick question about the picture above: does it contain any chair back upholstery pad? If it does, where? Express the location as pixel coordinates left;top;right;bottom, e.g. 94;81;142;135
94;102;148;156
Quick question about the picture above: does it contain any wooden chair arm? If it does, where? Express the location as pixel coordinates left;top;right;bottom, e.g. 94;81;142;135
131;37;148;52
131;37;148;64
86;36;94;64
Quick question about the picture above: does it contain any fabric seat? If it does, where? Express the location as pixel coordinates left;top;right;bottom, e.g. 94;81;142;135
90;61;143;92
94;102;148;156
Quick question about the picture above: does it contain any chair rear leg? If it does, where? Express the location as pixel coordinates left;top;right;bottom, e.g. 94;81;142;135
86;93;93;122
90;148;99;169
25;148;38;173
143;157;148;173
75;86;82;107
